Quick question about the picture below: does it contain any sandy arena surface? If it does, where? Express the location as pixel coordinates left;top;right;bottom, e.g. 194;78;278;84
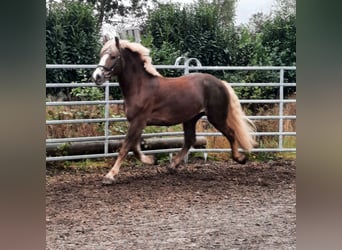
46;159;296;249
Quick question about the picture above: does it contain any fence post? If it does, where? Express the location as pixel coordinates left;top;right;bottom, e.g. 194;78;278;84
104;82;110;155
279;68;284;150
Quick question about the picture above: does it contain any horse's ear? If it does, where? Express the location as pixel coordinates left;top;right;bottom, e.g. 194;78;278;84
115;37;120;49
102;35;110;45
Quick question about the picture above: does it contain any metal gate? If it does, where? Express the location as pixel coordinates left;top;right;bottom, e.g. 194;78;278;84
46;60;296;162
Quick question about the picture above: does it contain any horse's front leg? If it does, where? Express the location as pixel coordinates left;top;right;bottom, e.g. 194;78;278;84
103;119;146;185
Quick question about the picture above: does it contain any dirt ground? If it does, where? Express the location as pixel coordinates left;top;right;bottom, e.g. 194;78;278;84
46;159;296;249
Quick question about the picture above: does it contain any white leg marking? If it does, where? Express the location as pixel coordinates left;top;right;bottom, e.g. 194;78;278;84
102;156;122;185
134;144;154;165
141;154;155;165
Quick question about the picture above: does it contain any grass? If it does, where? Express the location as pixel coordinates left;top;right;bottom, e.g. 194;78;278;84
278;136;296;160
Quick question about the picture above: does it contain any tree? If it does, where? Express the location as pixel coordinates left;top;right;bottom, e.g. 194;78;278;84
262;0;296;67
259;0;296;97
212;0;237;26
231;0;296;99
247;12;268;33
143;1;236;70
272;0;296;18
46;0;101;95
80;0;154;27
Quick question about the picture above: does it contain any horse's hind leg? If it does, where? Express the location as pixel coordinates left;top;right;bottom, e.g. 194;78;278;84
133;143;155;165
207;117;247;164
222;126;247;164
170;116;200;170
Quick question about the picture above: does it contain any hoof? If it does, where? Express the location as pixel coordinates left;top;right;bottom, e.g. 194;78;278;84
239;158;247;164
170;160;181;169
166;166;178;174
141;154;155;165
235;155;247;164
167;162;180;174
102;176;115;185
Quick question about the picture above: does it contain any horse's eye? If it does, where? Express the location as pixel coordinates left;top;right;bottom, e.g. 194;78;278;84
110;55;116;60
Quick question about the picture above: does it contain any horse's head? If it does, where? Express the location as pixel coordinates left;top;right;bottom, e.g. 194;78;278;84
92;37;123;85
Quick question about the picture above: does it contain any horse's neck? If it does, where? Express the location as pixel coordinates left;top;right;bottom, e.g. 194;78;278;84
118;70;146;99
117;52;152;99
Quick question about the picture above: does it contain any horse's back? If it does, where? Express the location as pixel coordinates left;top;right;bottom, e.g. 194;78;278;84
163;72;220;83
178;73;228;100
158;72;229;113
161;73;225;92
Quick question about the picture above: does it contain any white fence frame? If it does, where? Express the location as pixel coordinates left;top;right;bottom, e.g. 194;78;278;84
46;61;296;162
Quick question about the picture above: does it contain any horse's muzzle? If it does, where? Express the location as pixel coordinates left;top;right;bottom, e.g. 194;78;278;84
92;68;105;85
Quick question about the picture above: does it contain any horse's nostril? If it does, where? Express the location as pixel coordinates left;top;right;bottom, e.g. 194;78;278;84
92;72;104;85
92;71;101;83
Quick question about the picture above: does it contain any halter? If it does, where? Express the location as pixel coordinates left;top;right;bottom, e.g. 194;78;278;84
96;54;121;74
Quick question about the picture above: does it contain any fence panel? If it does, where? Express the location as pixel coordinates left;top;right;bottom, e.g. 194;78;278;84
46;63;296;162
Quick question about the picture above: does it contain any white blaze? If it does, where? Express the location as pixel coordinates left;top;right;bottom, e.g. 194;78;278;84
92;54;110;83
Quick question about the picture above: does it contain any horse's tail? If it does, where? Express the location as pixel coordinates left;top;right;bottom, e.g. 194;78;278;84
222;81;257;151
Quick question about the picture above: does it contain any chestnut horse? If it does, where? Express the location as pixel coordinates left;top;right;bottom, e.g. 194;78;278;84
92;37;257;184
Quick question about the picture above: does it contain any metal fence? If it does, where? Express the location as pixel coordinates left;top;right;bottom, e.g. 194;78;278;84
46;60;296;162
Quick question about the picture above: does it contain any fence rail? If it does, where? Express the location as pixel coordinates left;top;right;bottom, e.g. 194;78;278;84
46;62;296;162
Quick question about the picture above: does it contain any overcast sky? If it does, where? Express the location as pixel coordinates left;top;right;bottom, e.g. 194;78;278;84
235;0;273;24
172;0;274;24
53;0;274;25
101;0;276;36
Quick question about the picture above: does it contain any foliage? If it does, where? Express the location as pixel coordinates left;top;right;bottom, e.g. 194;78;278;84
70;86;104;100
212;0;237;26
262;15;296;67
81;0;126;25
141;34;181;77
229;0;296;99
81;0;155;27
46;0;296;101
143;1;235;69
226;26;279;101
142;0;296;100
46;0;101;95
147;40;180;65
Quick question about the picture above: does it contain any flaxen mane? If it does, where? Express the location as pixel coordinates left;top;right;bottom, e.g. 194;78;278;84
102;39;161;77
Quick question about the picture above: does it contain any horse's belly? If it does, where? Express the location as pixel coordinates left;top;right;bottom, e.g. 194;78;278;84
147;107;204;126
146;113;182;126
146;118;178;126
